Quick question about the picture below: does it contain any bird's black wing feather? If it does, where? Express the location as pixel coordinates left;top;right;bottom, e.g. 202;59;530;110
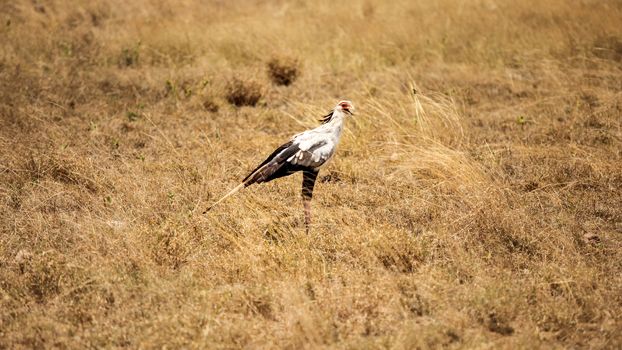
242;140;300;185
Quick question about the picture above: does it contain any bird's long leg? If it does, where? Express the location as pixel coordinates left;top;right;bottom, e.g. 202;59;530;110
301;170;319;233
303;199;312;233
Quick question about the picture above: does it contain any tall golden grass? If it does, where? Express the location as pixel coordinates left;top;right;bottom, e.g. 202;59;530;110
1;0;621;348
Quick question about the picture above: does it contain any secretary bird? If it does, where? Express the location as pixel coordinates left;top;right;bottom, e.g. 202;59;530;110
204;100;355;232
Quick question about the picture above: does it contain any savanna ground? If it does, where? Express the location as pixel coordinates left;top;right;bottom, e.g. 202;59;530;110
1;0;622;348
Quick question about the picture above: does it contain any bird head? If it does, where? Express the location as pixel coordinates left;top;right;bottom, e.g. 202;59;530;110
320;100;355;124
336;100;355;115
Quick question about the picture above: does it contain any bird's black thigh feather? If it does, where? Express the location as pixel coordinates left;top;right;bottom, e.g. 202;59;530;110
302;169;319;199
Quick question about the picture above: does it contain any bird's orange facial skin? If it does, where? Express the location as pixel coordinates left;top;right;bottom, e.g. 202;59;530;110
337;100;354;115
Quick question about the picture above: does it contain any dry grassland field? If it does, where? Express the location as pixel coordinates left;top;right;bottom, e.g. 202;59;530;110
1;0;622;348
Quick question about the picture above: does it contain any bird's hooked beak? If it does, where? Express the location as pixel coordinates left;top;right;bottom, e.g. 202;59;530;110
344;109;354;116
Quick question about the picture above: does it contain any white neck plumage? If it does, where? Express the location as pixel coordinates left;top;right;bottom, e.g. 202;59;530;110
328;109;345;122
321;109;345;144
324;108;345;127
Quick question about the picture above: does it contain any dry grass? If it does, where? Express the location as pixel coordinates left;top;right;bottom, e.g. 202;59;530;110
1;0;622;348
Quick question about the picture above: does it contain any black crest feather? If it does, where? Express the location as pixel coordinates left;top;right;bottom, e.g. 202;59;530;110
319;111;334;124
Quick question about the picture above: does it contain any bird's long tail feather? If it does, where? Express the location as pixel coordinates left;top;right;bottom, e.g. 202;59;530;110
203;183;245;213
203;160;282;213
204;142;298;214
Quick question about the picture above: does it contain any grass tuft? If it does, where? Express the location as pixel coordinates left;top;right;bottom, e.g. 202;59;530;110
267;56;301;86
225;77;263;107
